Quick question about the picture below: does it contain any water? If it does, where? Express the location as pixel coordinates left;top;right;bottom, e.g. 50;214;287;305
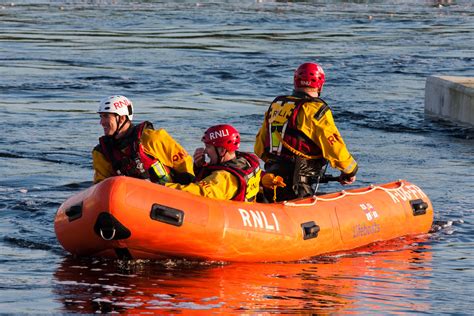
1;0;473;314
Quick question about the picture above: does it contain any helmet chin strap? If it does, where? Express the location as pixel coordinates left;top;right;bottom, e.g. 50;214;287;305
112;115;128;139
216;147;227;164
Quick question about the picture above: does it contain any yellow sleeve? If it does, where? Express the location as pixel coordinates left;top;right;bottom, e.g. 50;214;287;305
140;128;194;176
297;102;358;175
254;113;269;161
92;148;114;184
165;170;239;200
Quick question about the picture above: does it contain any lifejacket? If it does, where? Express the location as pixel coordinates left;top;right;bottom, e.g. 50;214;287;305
264;94;329;161
98;121;171;184
195;152;261;202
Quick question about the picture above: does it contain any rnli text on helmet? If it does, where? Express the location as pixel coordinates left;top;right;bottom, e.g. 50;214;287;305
114;99;131;110
209;129;229;140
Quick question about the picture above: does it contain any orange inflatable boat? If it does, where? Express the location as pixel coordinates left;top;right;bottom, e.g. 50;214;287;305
54;176;433;262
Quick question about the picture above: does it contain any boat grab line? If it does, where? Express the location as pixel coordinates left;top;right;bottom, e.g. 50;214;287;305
283;181;405;207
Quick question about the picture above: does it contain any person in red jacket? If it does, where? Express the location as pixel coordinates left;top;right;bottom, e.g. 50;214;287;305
255;62;358;201
167;124;261;201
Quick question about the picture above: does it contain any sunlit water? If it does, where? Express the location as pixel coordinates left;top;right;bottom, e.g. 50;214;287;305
0;0;473;314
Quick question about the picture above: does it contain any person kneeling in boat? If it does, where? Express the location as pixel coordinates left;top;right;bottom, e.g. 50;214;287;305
92;95;194;185
166;124;262;202
255;62;358;202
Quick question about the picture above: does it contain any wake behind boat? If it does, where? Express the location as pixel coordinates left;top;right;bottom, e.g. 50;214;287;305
54;176;433;262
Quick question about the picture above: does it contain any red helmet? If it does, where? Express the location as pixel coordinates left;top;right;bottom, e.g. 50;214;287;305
293;62;325;91
202;124;240;151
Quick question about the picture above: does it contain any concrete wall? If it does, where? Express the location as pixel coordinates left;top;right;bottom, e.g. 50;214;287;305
424;76;474;126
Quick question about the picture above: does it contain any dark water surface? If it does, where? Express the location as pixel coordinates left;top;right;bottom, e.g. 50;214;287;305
1;0;473;314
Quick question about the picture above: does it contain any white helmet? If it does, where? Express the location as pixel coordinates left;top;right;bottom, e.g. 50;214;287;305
98;95;134;121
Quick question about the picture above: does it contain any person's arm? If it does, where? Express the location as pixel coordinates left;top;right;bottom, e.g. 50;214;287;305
141;128;195;180
92;148;114;184
299;103;358;181
254;112;269;161
166;170;239;200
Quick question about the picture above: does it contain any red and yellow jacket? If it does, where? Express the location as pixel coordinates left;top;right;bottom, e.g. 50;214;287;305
166;152;261;201
92;122;194;184
254;95;357;176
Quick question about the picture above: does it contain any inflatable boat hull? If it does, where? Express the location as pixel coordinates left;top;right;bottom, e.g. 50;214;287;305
54;177;433;262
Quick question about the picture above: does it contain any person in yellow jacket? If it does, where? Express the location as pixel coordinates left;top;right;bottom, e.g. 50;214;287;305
255;62;358;201
92;95;194;185
166;124;261;201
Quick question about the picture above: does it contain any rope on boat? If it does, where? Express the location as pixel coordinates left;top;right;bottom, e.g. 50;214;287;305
283;180;406;207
